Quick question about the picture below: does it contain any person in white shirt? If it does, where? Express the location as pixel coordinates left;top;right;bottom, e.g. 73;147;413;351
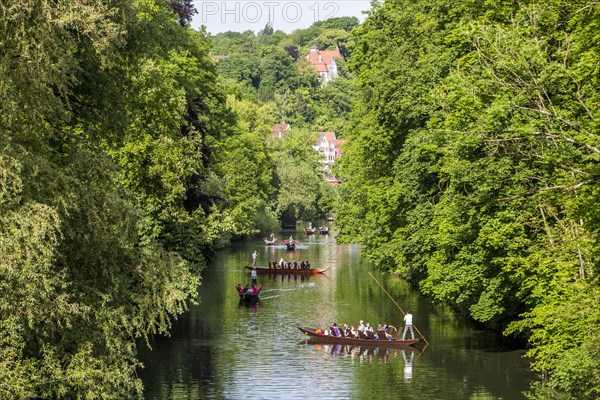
251;250;258;266
402;311;415;340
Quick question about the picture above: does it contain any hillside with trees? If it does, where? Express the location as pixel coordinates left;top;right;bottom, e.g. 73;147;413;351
210;17;358;225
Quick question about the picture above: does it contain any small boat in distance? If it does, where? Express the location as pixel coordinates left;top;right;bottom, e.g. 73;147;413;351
282;237;299;250
304;227;317;234
296;325;423;348
237;283;262;304
263;237;277;245
319;226;329;234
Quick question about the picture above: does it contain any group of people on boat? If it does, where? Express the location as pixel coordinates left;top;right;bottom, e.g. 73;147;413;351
236;283;262;298
285;235;299;243
316;320;398;340
315;312;416;341
270;258;312;270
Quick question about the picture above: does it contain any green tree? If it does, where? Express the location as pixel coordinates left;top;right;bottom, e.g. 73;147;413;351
0;0;233;397
338;0;600;397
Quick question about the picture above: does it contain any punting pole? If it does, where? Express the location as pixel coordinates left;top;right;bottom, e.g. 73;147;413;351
368;272;429;346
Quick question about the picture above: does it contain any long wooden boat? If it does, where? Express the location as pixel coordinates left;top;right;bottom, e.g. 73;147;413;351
296;325;422;348
245;265;327;276
304;227;317;234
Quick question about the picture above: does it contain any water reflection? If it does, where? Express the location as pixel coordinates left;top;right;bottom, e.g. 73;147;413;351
237;300;258;315
403;349;415;381
303;340;417;366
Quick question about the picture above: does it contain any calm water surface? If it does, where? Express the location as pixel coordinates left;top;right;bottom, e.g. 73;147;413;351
138;227;535;399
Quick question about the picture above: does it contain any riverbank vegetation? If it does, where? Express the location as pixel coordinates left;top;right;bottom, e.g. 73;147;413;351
336;0;600;398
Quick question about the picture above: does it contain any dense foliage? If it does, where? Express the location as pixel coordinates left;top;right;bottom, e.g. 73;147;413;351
337;0;600;397
0;0;277;397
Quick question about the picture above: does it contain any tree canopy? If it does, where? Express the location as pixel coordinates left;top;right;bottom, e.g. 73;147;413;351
0;0;283;397
337;0;600;397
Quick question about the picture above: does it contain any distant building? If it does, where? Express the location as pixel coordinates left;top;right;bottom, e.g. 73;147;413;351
313;131;346;182
272;123;290;139
211;54;227;63
305;46;341;83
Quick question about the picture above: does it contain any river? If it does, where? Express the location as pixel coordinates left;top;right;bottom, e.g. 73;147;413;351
138;226;535;399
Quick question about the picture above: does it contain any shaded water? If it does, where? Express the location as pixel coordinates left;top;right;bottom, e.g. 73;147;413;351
138;226;535;399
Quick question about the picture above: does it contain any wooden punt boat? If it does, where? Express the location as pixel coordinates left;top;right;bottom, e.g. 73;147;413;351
296;325;423;348
318;226;329;234
237;283;261;303
263;237;277;245
282;239;299;250
245;265;327;276
304;227;317;234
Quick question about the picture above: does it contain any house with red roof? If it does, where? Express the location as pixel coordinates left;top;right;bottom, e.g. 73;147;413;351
305;46;341;83
272;123;290;139
313;131;346;182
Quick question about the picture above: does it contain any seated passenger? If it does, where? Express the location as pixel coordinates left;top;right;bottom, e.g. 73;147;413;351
300;261;305;269
236;284;243;293
331;323;341;337
293;261;298;269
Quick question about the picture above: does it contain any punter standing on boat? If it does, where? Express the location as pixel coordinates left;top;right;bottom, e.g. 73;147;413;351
402;311;415;340
252;250;258;266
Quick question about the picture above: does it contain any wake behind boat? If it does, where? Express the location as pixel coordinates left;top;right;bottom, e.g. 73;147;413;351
296;325;422;348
